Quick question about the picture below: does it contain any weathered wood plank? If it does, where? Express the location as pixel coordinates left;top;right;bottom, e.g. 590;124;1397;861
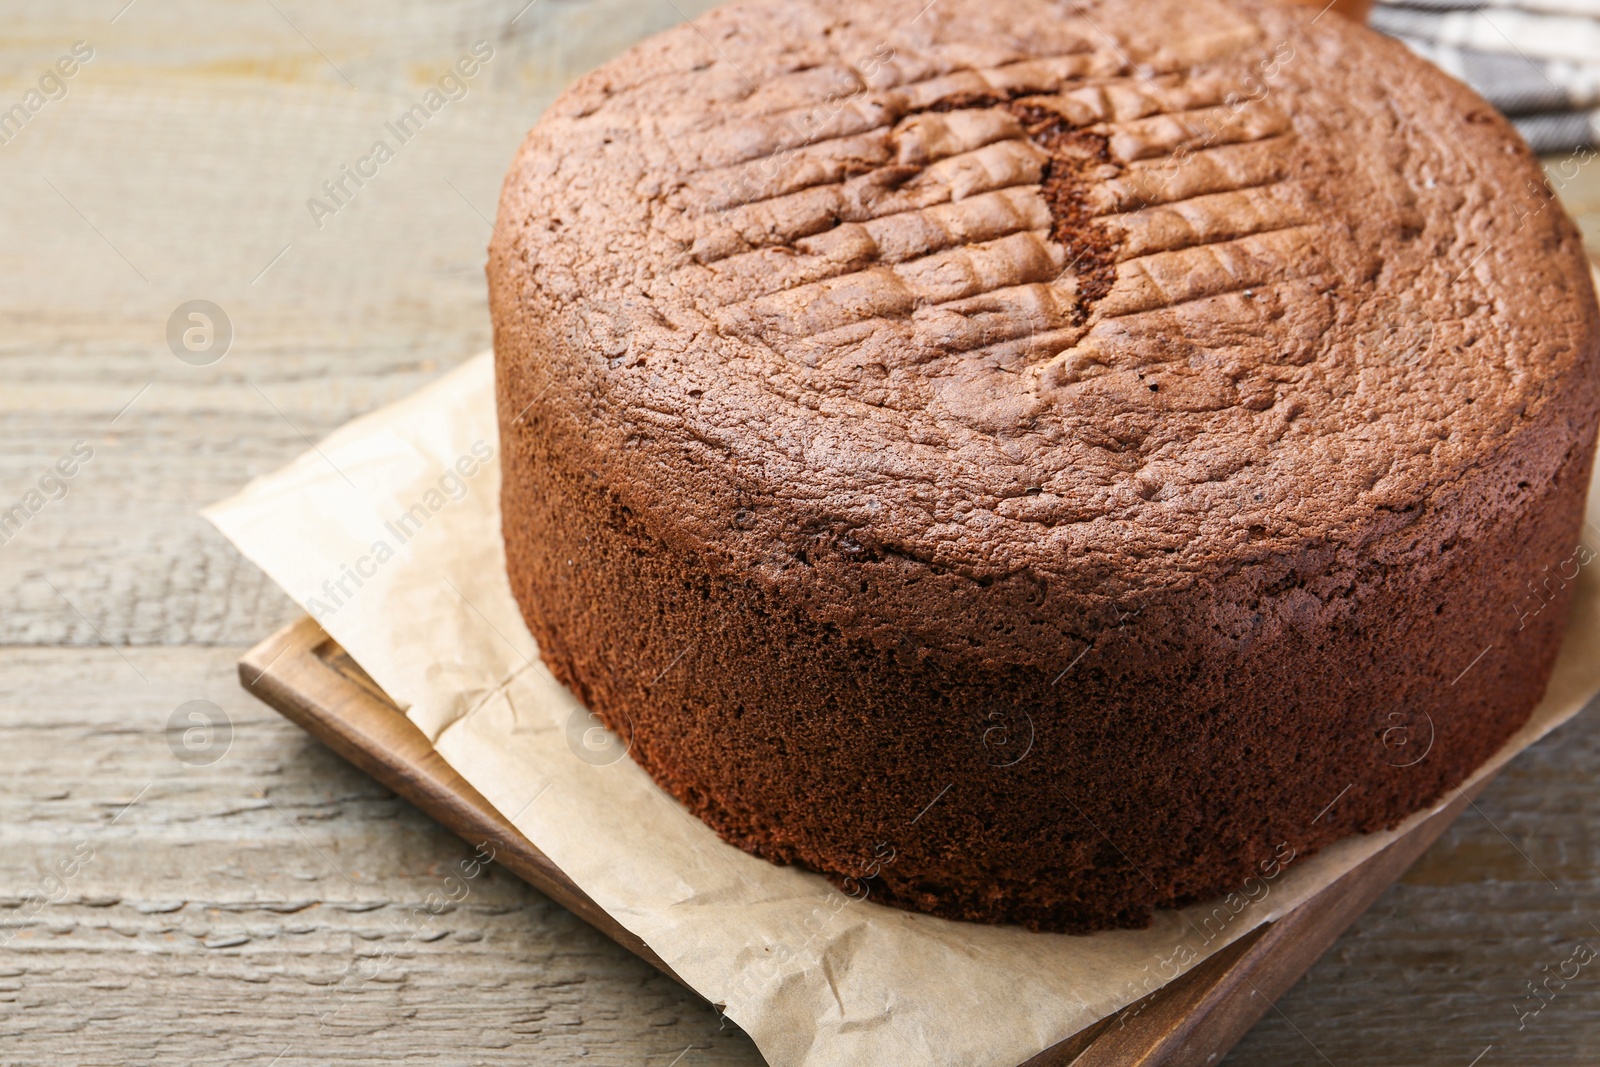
0;0;722;648
0;645;764;1065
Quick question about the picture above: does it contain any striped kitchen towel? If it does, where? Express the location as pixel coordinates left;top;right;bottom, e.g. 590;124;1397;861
1373;0;1600;150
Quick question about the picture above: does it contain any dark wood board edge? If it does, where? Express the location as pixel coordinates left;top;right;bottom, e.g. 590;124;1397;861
240;615;1480;1067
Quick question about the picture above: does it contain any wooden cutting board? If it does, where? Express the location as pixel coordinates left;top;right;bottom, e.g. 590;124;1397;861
240;615;1488;1067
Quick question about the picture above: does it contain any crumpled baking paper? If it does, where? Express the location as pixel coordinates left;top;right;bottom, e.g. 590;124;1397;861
205;349;1600;1067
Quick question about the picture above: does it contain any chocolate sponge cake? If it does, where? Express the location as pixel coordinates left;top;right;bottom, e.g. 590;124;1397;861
490;0;1600;931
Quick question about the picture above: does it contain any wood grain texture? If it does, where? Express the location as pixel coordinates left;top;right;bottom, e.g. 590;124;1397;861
2;1;1599;1063
0;645;761;1066
0;0;720;648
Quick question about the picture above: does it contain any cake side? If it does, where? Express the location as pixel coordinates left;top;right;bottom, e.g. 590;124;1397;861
496;348;1595;931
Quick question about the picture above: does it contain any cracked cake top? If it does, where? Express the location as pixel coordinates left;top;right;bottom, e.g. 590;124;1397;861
490;0;1599;593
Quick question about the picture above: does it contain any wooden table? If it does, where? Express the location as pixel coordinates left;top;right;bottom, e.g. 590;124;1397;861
2;3;1598;1064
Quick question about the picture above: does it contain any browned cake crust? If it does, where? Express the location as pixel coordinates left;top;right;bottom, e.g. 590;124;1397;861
490;0;1600;931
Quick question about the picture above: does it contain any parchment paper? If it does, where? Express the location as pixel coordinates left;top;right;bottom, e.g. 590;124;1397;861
205;350;1600;1067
